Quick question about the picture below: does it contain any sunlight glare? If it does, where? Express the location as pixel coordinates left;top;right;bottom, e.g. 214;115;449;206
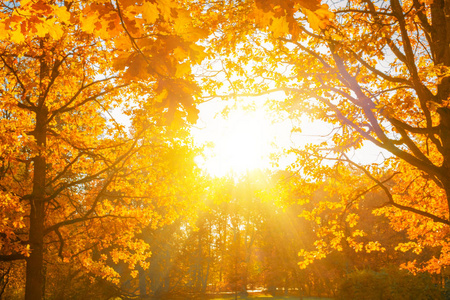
191;98;388;178
192;99;289;177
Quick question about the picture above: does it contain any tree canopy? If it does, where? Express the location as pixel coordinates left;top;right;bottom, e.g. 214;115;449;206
203;0;450;273
0;0;207;298
1;0;450;298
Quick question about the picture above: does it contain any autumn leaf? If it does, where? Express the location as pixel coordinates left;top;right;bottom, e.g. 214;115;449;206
154;88;169;103
53;5;71;23
0;23;7;39
156;0;175;20
142;1;159;24
252;8;274;28
10;29;25;43
270;16;290;38
175;62;191;78
80;12;99;34
304;9;322;31
173;46;189;61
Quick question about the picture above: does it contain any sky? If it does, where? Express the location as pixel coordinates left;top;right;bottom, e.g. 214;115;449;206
190;97;290;177
190;97;390;177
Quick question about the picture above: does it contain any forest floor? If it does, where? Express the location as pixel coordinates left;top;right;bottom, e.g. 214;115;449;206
159;294;333;300
208;297;332;300
160;291;334;300
205;292;333;300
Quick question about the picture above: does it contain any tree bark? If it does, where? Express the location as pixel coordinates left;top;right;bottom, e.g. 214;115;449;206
138;266;147;299
25;106;48;300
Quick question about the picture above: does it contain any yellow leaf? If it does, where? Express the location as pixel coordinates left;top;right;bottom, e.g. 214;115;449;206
34;19;64;39
189;44;206;64
173;47;188;61
114;35;132;49
153;60;169;76
156;0;175;20
304;9;321;31
10;30;25;43
315;4;334;21
35;22;48;38
20;0;33;6
173;10;196;39
80;13;99;34
270;16;289;38
47;23;64;39
304;5;334;31
0;23;9;40
155;89;168;103
53;5;71;23
253;8;273;28
175;62;191;78
142;1;159;24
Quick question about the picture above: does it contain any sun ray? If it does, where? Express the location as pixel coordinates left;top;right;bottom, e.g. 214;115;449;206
192;99;289;177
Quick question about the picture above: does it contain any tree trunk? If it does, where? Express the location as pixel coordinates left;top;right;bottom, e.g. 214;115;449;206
138;266;147;299
25;107;47;300
437;107;450;217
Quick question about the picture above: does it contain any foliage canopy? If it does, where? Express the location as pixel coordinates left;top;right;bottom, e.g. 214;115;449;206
1;0;450;298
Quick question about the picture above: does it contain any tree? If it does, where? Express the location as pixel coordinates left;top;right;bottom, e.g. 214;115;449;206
203;0;450;272
0;0;209;299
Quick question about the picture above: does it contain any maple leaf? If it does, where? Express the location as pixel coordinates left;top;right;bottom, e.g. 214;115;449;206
142;1;159;24
296;0;321;11
10;30;25;43
173;46;189;61
53;5;71;23
270;16;290;38
0;23;7;39
252;8;274;28
156;0;175;20
80;12;99;34
304;9;322;31
175;62;191;78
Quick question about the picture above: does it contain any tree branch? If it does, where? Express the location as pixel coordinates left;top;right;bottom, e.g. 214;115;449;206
343;154;450;226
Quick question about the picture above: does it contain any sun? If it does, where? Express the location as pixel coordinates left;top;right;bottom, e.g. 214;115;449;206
192;99;290;177
207;110;269;175
191;96;389;178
